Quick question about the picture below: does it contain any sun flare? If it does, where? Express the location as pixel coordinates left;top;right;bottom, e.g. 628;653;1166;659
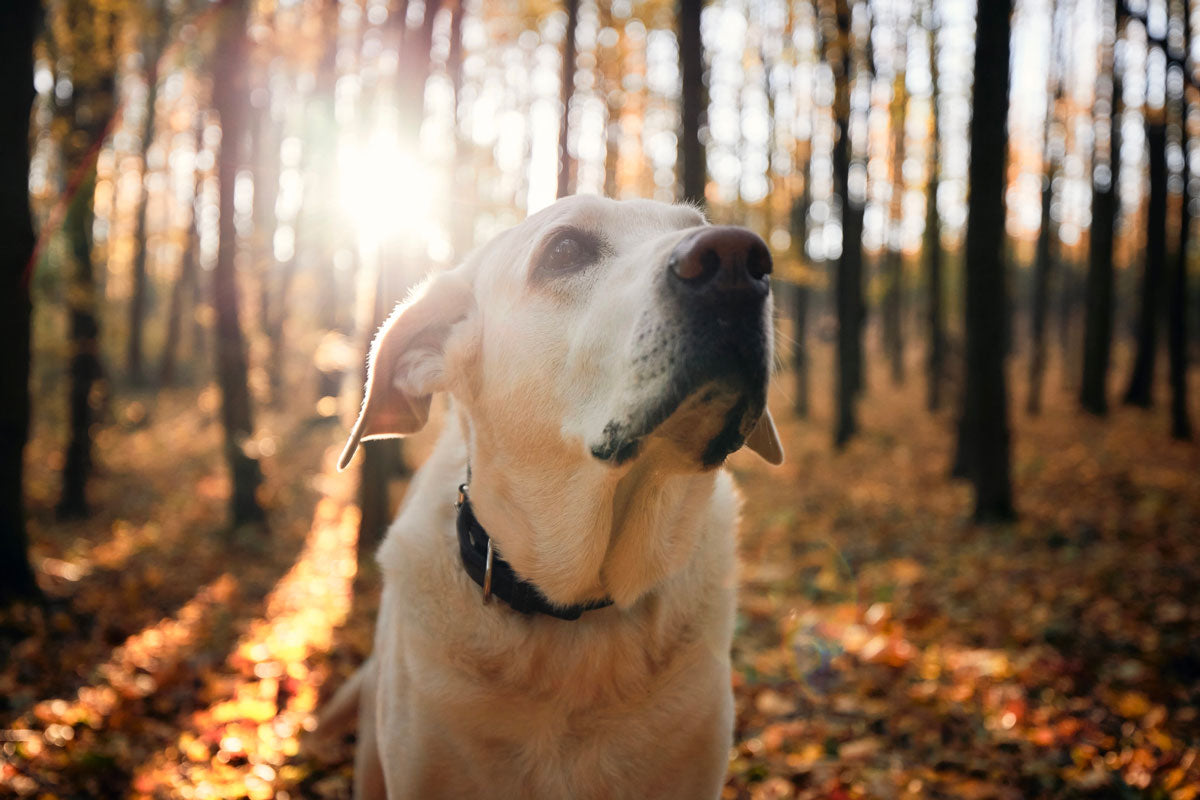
337;128;442;251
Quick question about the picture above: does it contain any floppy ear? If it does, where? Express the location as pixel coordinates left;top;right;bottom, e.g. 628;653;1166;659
743;408;784;465
338;274;474;471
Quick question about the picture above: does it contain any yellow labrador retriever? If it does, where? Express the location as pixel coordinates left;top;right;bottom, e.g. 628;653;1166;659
328;195;783;799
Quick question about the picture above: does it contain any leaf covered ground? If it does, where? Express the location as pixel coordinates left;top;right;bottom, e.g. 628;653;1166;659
2;350;1199;800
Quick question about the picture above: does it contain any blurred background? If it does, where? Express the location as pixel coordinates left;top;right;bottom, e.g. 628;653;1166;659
1;0;1199;797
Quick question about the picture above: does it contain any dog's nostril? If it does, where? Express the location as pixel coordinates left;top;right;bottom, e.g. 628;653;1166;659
669;249;718;282
746;248;772;281
698;249;721;281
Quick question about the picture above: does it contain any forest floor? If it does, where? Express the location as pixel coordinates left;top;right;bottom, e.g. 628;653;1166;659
2;345;1199;800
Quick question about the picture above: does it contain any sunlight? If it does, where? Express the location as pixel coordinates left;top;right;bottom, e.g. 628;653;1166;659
338;128;440;250
3;575;237;779
130;456;360;799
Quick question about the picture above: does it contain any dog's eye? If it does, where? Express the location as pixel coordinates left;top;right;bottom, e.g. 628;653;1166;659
536;230;599;278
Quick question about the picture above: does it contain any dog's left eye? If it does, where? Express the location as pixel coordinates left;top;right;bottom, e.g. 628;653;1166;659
536;231;599;277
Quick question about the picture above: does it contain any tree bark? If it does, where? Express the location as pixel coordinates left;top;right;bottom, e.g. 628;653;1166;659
56;0;119;519
126;0;169;386
160;114;207;386
600;0;622;200
1168;0;1192;439
832;0;865;448
1124;119;1167;407
212;0;265;526
0;0;43;605
678;0;706;206
59;174;103;519
251;95;280;351
1080;6;1121;415
790;159;812;417
956;0;1015;522
884;70;907;386
925;10;945;412
1027;85;1060;415
556;0;580;199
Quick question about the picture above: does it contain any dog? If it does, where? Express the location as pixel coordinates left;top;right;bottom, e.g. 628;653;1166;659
325;195;784;799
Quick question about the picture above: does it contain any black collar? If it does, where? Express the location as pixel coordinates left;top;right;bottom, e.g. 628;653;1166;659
455;485;613;621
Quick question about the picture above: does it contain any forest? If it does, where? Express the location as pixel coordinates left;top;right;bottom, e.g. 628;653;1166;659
1;0;1198;796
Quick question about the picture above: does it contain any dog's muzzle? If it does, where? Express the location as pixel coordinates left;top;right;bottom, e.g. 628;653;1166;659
590;225;774;468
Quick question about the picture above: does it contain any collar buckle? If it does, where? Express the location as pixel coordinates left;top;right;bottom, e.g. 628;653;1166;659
482;539;494;603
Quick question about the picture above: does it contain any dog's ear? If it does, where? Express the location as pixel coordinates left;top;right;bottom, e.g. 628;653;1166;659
338;274;474;470
743;408;784;465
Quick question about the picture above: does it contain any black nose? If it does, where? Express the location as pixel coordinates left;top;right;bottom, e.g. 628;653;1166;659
667;226;772;300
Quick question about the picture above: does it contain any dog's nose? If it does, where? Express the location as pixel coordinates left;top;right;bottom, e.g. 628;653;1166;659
667;226;772;300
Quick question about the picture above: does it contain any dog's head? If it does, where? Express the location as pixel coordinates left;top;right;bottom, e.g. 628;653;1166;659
339;195;782;475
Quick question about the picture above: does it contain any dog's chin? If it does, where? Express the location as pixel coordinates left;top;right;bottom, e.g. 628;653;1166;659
589;373;768;470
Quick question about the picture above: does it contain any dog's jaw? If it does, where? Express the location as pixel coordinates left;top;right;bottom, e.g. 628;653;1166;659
589;294;772;470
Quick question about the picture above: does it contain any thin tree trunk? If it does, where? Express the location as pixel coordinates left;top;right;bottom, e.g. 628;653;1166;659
1027;87;1060;415
57;7;118;519
252;99;280;348
358;267;393;554
0;0;43;605
678;0;706;206
1168;0;1193;439
556;0;580;199
833;0;865;447
884;69;907;386
159;243;195;386
126;1;169;386
1124;120;1167;407
602;2;622;201
1080;5;1121;415
956;0;1015;522
311;7;343;406
212;0;265;526
59;174;102;519
790;182;811;417
447;0;473;255
925;9;945;412
161;115;207;385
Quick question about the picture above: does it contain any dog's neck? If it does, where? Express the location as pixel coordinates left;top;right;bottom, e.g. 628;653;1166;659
454;409;719;610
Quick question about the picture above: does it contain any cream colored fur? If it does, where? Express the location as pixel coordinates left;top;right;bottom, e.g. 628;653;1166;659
326;196;782;799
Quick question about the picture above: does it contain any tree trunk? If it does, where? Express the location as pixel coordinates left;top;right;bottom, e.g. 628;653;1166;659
447;0;474;255
311;9;343;407
398;0;443;142
602;6;622;201
1124;120;1167;407
1026;88;1060;415
790;164;812;418
1080;6;1121;415
956;0;1015;522
556;0;580;199
57;6;118;519
1168;0;1192;439
358;268;394;555
0;0;43;605
884;70;907;386
59;181;103;519
160;115;207;386
925;10;945;412
126;2;169;386
832;0;865;448
678;0;706;206
212;0;265;526
251;96;280;350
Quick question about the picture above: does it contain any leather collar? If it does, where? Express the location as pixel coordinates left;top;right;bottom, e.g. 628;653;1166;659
455;485;613;621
